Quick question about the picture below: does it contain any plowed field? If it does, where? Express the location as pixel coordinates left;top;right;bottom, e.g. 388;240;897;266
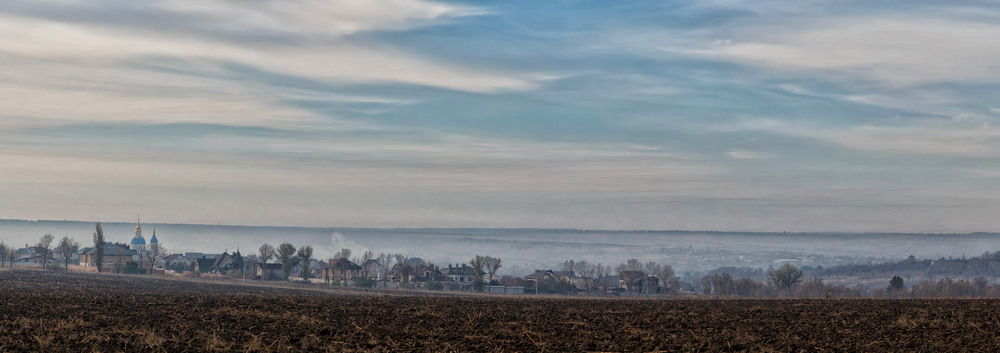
1;270;998;352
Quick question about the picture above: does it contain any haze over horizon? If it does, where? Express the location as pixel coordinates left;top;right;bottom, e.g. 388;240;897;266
3;1;1000;232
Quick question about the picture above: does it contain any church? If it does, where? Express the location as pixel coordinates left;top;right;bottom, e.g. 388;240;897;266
130;216;159;265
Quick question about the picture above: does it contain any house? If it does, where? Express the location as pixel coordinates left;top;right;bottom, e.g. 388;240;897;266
362;259;381;279
51;248;80;264
257;263;283;280
324;258;362;283
161;253;193;271
407;264;456;289
194;258;217;274
309;261;327;279
15;246;36;260
191;251;245;275
525;270;574;283
619;271;658;295
594;276;622;295
80;243;137;270
17;254;55;267
442;264;475;282
502;278;533;288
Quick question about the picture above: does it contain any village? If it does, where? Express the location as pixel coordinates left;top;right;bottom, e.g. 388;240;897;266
0;220;678;297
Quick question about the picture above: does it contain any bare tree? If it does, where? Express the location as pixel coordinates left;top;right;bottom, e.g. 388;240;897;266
594;262;607;293
575;260;595;294
93;223;105;272
56;236;79;271
258;243;276;264
334;248;352;260
142;243;168;275
0;241;7;267
656;264;679;294
484;256;502;284
298;245;314;279
393;254;412;284
469;255;487;292
643;262;661;295
36;234;54;270
769;263;803;290
277;243;299;281
360;250;374;278
561;260;575;275
615;258;642;274
377;253;395;287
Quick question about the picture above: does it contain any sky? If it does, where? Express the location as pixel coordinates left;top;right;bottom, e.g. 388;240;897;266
1;0;999;232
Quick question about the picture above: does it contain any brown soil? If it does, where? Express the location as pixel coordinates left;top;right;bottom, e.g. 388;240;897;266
1;269;998;352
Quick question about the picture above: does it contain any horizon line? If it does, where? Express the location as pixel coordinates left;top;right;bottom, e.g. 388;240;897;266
2;218;998;236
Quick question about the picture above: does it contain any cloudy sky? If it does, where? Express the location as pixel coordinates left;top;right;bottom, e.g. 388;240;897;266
2;0;999;232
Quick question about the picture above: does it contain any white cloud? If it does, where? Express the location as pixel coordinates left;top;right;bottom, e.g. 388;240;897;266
727;118;1000;158
0;13;536;94
726;149;777;159
696;17;1000;86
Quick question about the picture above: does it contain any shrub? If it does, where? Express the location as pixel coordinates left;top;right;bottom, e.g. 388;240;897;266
423;281;443;291
354;277;375;288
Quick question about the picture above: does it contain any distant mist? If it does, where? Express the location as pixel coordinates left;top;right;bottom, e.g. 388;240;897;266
3;220;999;276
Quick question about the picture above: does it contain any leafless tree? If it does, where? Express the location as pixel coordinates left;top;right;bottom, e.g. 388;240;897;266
36;234;54;270
393;254;412;284
656;264;679;294
769;263;803;290
0;241;7;267
277;243;299;281
615;258;642;274
360;250;374;278
594;262;607;293
56;236;79;271
561;260;575;275
484;256;502;284
5;246;15;267
334;248;352;260
575;260;595;294
298;245;314;279
469;255;487;292
142;243;168;275
377;253;395;287
258;243;276;264
93;223;105;272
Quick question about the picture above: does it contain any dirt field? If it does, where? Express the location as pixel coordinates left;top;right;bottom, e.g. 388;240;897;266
1;270;999;352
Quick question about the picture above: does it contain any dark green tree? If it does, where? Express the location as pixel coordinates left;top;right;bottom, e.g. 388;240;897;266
888;275;905;292
93;223;105;272
277;243;300;281
297;245;313;279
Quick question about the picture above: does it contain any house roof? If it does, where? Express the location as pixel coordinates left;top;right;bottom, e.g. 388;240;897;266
163;254;189;263
258;263;282;270
195;258;216;272
443;264;474;276
525;270;558;280
619;271;647;280
328;258;362;270
502;278;531;287
595;276;620;287
82;243;136;256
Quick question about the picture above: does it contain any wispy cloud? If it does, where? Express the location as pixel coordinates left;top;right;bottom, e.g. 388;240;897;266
726;149;777;159
3;0;1000;231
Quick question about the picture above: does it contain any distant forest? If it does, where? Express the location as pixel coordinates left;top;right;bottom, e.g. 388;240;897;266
803;251;1000;278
